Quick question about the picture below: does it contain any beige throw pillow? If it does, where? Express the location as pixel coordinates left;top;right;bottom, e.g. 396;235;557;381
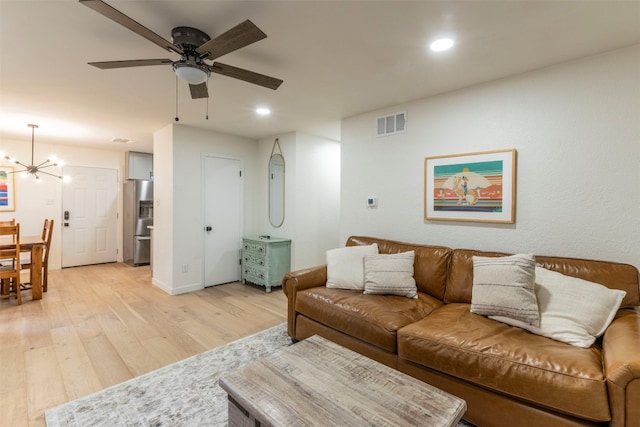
326;244;379;290
363;251;417;299
471;254;539;327
490;267;626;348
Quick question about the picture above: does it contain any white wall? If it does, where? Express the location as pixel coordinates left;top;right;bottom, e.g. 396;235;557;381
152;124;260;294
0;139;124;270
340;45;640;270
151;124;174;292
257;132;341;270
293;133;341;268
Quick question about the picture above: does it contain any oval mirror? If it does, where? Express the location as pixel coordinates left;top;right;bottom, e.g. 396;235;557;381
269;153;285;227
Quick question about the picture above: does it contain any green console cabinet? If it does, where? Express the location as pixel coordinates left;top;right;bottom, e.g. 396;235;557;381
241;236;291;293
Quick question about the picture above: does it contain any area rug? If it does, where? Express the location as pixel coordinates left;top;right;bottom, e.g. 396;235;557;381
46;323;474;426
45;324;292;427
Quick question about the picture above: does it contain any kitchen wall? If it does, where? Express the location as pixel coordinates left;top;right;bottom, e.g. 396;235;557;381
340;44;640;270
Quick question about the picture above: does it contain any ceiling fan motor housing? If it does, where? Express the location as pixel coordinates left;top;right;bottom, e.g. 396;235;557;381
171;26;212;84
172;27;211;53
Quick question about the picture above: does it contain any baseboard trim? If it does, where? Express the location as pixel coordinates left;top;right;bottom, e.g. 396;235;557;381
152;278;203;295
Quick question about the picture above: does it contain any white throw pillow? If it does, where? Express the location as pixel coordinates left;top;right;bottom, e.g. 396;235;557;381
471;254;539;327
363;251;417;299
491;267;626;348
326;244;379;290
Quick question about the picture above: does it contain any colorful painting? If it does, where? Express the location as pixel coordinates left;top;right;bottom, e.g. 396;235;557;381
424;149;516;223
0;166;16;212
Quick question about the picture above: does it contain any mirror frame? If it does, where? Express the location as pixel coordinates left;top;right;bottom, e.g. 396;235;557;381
269;139;285;228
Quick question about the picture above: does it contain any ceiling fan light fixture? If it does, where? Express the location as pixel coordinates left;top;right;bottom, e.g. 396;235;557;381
173;62;210;85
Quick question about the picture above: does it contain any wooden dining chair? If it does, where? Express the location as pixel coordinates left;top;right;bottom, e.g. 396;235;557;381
0;219;17;269
21;219;54;292
0;224;21;305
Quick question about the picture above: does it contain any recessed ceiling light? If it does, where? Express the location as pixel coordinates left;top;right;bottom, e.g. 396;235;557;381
429;38;455;52
256;107;271;116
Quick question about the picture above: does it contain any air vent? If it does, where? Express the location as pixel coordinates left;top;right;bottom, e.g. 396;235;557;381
376;112;406;137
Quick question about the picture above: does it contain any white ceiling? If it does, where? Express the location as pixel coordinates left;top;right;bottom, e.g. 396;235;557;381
1;0;639;153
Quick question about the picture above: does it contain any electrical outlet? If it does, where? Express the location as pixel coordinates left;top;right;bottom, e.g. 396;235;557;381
181;264;188;273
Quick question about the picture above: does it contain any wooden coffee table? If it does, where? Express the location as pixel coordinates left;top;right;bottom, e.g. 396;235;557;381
219;335;466;426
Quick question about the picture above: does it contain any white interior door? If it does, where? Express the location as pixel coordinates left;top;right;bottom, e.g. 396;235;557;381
203;156;242;286
62;166;118;267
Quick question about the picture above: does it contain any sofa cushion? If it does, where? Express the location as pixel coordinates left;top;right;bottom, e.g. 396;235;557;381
471;254;539;326
346;236;453;300
398;304;611;421
363;251;417;299
445;249;511;303
326;243;379;290
446;249;640;307
535;255;640;308
490;267;626;348
296;287;442;353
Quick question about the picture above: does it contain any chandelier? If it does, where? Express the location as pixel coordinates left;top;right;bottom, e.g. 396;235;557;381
4;124;63;180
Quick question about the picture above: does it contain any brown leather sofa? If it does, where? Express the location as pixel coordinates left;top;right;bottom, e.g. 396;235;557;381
283;236;640;427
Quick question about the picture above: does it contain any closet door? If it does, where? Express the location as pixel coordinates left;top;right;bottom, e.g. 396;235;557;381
203;155;242;286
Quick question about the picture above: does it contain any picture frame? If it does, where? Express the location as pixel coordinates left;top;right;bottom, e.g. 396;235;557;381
0;165;16;212
424;149;516;223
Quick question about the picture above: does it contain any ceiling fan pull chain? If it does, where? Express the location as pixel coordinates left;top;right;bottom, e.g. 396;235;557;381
175;75;180;122
206;82;209;120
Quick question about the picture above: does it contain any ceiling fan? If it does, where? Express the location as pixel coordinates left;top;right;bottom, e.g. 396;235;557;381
80;0;283;99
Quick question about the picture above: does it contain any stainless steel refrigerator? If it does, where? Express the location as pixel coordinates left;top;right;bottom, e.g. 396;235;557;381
123;180;153;266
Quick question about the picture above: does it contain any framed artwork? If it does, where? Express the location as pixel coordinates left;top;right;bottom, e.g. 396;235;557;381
0;165;16;212
424;149;516;223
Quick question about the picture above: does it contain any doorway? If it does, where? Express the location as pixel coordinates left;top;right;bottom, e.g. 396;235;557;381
203;155;242;286
61;166;118;267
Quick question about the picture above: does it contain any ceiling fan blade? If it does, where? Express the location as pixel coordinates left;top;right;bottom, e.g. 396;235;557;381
189;83;209;99
79;0;182;55
89;59;174;69
196;20;266;60
209;62;283;90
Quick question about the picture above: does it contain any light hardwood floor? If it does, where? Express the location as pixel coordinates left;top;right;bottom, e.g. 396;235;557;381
0;263;288;427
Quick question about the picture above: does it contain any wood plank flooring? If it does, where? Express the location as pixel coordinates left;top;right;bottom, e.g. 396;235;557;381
0;263;288;427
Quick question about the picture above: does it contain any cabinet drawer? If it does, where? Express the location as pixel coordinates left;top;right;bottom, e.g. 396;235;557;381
243;241;266;255
243;253;265;267
244;269;266;286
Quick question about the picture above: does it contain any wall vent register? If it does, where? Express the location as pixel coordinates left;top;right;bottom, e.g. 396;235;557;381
376;112;406;137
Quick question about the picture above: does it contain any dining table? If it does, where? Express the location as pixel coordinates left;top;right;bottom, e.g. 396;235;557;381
0;234;44;300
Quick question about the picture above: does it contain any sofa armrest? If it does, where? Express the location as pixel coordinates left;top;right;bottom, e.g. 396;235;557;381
282;265;327;338
603;308;640;427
